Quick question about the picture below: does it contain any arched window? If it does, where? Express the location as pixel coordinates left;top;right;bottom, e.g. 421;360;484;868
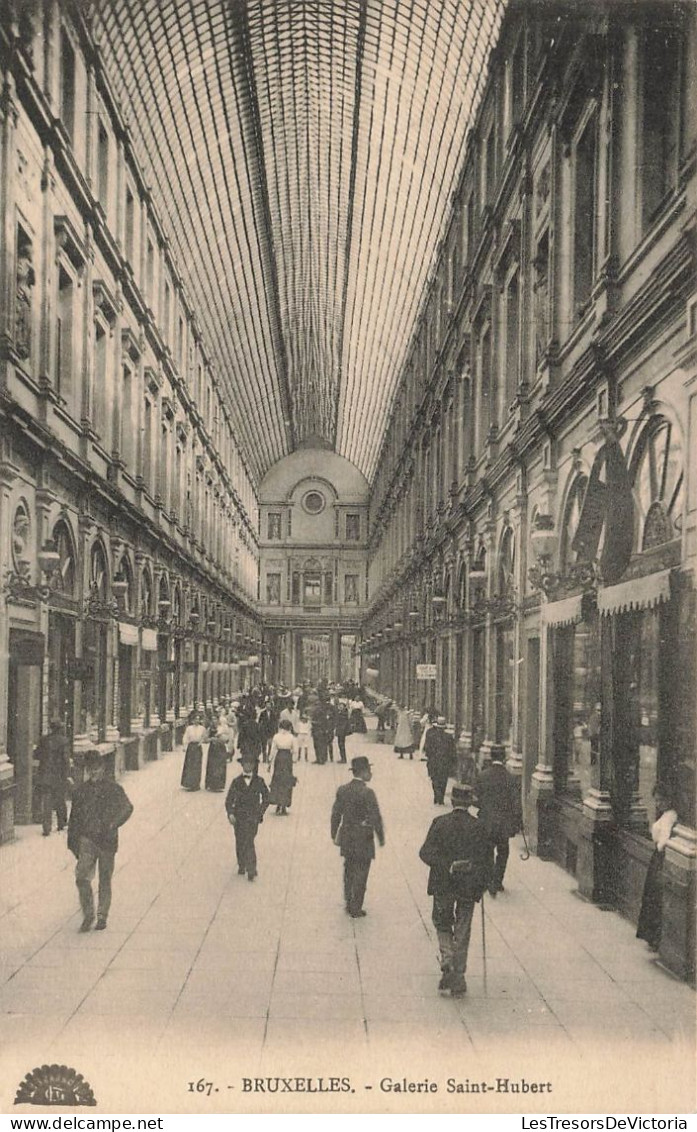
12;501;31;571
498;527;515;597
172;584;182;625
631;418;684;550
114;555;134;615
470;545;487;610
90;541;108;600
50;520;76;596
457;564;467;611
140;569;153;619
560;474;588;571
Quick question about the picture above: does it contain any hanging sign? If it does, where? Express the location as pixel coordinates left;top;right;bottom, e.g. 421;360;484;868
416;663;437;680
119;622;139;646
141;628;158;651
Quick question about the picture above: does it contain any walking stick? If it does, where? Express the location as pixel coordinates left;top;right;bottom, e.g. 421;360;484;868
480;891;487;995
519;823;531;861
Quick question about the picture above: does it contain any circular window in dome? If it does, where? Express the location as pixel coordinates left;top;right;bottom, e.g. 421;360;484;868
303;490;325;515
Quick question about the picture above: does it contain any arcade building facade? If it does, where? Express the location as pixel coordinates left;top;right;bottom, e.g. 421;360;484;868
0;1;695;985
362;2;697;983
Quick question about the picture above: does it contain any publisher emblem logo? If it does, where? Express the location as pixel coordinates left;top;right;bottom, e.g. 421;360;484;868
14;1064;97;1107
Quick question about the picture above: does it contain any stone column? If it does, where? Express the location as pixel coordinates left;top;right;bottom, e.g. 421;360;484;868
0;454;19;841
0;77;18;372
527;619;556;858
576;614;616;906
479;518;497;765
508;487;527;778
330;629;341;684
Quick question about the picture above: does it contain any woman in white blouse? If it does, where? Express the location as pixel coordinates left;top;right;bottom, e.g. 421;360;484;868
180;710;208;790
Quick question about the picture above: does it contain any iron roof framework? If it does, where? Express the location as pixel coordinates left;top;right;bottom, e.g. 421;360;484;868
93;0;505;483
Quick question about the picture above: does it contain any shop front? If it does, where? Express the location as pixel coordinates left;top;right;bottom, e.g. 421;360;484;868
540;416;695;982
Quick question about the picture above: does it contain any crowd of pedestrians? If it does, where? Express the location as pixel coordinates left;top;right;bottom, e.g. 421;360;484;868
41;677;520;1000
34;676;672;1003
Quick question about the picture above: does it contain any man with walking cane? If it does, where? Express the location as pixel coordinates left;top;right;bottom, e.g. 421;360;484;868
419;782;493;997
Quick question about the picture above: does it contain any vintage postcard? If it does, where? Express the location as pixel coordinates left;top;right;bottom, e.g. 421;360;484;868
1;0;695;1119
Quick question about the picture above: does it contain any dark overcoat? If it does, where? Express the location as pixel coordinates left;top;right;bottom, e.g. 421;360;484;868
476;762;520;839
423;727;456;779
68;780;133;856
419;809;493;898
330;779;384;860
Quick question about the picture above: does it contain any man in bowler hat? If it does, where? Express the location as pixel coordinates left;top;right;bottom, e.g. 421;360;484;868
476;748;520;895
35;718;72;836
330;756;385;917
225;753;269;881
419;782;493;996
67;750;133;932
424;717;456;804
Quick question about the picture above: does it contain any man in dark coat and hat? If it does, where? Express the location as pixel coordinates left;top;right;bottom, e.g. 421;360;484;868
35;718;72;836
423;717;456;804
67;751;134;932
330;756;385;917
419;782;493;996
311;695;336;764
475;748;520;895
225;753;269;881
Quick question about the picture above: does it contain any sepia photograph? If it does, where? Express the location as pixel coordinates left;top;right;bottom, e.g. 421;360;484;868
0;0;695;1117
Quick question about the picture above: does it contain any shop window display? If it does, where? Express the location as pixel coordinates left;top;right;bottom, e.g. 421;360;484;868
553;615;601;799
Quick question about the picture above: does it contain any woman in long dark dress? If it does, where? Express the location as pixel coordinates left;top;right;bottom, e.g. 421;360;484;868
181;711;207;790
268;721;297;815
205;725;228;792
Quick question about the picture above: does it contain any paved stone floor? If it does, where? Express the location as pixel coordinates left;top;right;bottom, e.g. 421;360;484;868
1;725;694;1114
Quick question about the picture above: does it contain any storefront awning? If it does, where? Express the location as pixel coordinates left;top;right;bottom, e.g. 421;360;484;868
542;594;583;627
141;628;158;651
597;569;672;617
119;622;139;646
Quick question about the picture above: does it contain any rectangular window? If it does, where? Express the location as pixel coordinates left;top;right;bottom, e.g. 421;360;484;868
534;231;550;365
553;617;601;800
266;573;281;605
93;322;107;441
159;423;169;508
484;125;496;206
304;574;321;603
60;29;75;143
163;282;171;344
642;25;681;229
573;115;597;318
477;327;492;449
56;266;73;401
324;572;333;604
506;37;524;139
97;120;109;210
346;513;360;541
125;187;135;263
267;512;282;540
143;398;152;488
291;572;301;605
121;365;133;466
505;271;519;407
466;193;475;265
146;240;155;308
344;574;359;604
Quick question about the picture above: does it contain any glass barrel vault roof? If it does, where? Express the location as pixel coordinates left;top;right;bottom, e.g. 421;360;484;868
91;0;505;484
